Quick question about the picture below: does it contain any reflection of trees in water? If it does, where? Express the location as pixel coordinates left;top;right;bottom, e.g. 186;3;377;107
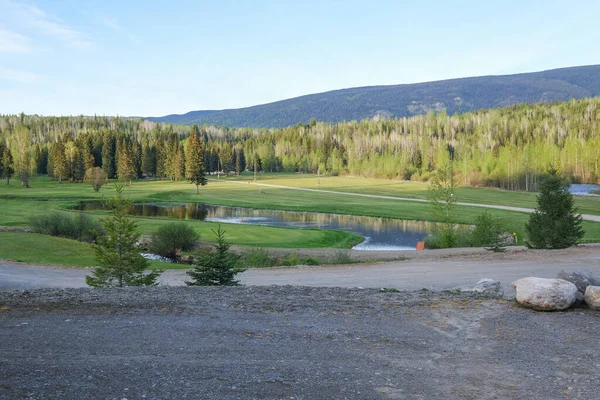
80;202;434;233
207;206;435;233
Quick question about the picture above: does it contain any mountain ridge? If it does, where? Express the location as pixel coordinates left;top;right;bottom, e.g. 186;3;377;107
146;64;600;128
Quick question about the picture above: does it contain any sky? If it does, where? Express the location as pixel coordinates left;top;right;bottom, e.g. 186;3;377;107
0;0;599;117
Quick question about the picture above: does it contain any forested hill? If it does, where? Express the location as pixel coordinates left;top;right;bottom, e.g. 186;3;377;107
146;65;600;128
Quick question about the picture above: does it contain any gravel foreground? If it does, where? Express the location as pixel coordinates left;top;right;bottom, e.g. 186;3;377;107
1;286;599;400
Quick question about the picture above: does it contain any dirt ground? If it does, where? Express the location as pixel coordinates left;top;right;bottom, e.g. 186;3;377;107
2;246;600;297
1;286;599;400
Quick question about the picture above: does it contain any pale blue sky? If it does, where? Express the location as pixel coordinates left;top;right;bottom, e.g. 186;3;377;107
0;0;599;116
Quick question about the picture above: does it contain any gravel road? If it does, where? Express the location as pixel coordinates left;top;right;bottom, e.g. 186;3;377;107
1;286;599;399
2;246;600;297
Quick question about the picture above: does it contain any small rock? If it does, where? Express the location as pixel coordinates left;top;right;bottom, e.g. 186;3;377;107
512;277;578;311
584;286;600;310
470;279;504;298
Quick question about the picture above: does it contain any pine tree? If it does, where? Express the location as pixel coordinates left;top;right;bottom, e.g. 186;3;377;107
52;137;68;183
186;225;245;286
141;138;156;177
175;144;185;181
155;139;166;179
86;184;162;287
117;141;135;185
525;171;585;249
185;126;207;194
101;132;116;179
12;125;32;188
0;143;14;184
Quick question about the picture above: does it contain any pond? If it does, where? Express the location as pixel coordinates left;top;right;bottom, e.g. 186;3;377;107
75;202;434;251
569;184;600;196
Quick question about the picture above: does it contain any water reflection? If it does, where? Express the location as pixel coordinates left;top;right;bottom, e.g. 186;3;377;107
75;202;433;250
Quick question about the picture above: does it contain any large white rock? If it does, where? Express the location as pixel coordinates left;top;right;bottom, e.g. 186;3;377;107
512;277;578;311
584;286;600;310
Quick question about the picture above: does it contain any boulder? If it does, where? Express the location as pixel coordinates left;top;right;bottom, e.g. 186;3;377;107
500;232;515;245
556;270;594;294
136;237;152;251
512;277;578;311
180;255;196;265
584;286;600;310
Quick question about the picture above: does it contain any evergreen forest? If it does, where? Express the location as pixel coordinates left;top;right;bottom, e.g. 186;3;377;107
1;97;600;192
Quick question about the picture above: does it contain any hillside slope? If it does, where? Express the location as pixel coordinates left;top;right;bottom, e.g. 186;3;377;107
147;65;600;128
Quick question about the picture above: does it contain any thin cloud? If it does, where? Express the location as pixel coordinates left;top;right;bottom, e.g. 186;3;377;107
0;66;42;84
8;0;92;48
101;15;141;45
0;26;33;52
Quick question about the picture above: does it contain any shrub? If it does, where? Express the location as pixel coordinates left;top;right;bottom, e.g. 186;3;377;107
150;222;199;259
72;212;105;243
30;212;104;243
280;252;320;266
240;247;278;268
331;249;353;264
470;211;500;247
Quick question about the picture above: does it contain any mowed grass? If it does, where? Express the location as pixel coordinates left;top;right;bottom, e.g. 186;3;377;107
222;173;600;216
0;174;599;270
0;232;174;270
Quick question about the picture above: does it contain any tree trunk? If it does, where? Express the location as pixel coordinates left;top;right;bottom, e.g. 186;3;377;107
196;184;199;195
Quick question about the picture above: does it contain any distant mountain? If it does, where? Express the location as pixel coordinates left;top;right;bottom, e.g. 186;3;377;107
146;65;600;128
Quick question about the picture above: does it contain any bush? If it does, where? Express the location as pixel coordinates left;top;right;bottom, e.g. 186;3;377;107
470;211;499;247
424;228;472;249
29;212;104;243
240;247;278;268
280;252;320;266
150;222;199;259
331;249;353;264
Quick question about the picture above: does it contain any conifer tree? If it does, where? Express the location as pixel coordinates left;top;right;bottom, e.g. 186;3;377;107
141;138;156;177
52;137;68;183
117;141;135;185
185;126;207;194
525;171;585;249
0;143;14;184
12;125;32;188
86;185;162;287
186;225;245;286
175;144;185;181
101;132;116;179
155;139;166;179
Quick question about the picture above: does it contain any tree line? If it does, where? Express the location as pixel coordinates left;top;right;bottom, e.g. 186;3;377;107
1;97;600;190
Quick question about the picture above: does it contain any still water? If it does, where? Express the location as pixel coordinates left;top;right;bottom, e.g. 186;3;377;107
75;202;433;251
570;184;600;196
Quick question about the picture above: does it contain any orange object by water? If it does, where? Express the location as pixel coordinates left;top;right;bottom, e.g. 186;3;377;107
416;241;425;250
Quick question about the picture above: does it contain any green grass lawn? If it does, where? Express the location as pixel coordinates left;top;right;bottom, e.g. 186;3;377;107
0;174;599;268
0;232;174;270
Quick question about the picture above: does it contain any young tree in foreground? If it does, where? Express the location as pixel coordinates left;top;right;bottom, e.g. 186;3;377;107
185;126;207;194
525;171;585;249
426;148;457;248
186;225;245;286
86;184;162;287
